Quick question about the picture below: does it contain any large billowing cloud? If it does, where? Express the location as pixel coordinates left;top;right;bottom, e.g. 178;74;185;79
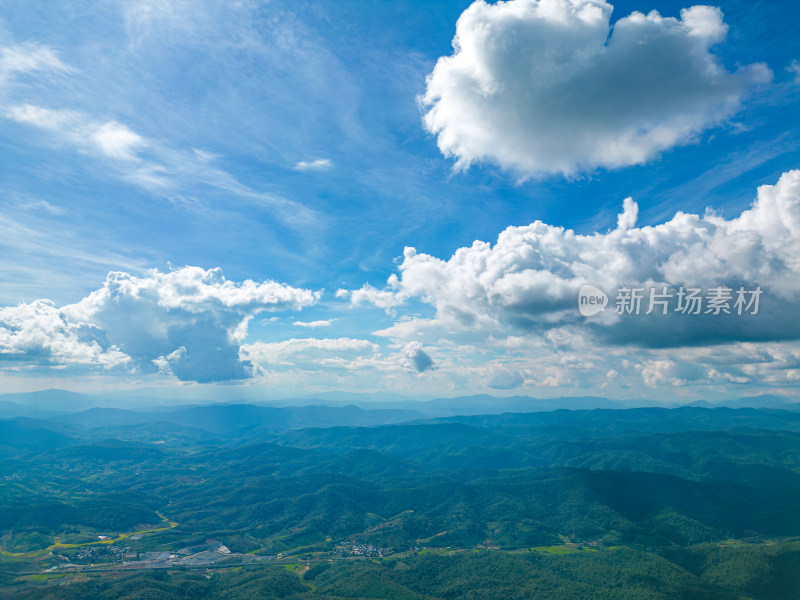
420;0;771;176
0;266;320;382
344;170;800;348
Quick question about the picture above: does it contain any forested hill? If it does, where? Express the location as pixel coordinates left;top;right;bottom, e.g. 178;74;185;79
1;404;800;599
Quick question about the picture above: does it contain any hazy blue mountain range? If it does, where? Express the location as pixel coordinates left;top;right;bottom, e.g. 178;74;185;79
3;389;798;421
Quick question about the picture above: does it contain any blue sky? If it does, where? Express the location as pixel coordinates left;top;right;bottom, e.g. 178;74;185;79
1;0;799;402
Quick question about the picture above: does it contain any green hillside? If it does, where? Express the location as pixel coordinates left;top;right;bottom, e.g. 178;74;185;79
1;405;799;598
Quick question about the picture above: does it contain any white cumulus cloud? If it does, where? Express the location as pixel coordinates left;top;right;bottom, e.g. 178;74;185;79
348;170;800;348
0;300;130;369
0;266;320;382
420;0;771;176
403;341;436;373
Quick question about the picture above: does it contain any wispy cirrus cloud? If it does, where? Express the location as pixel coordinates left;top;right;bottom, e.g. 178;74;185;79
6;104;146;161
0;211;153;304
4;101;319;229
788;60;800;83
0;42;73;81
293;319;335;328
0;39;320;230
294;158;333;171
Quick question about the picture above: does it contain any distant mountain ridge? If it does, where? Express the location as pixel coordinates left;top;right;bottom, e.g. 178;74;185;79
1;389;798;421
0;390;102;416
0;390;627;418
280;394;629;416
55;404;427;436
